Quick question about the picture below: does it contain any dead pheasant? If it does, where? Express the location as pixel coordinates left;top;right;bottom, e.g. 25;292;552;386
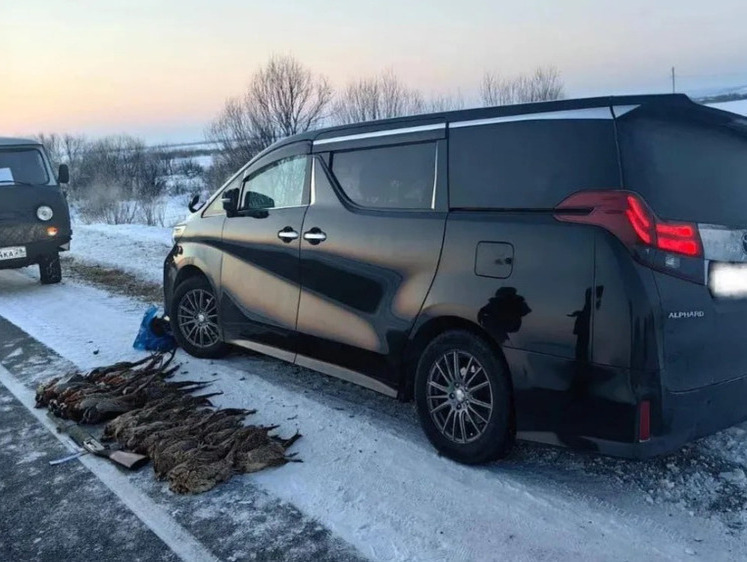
167;443;239;494
38;352;302;494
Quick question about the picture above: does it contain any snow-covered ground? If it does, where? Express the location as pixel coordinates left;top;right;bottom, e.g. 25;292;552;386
67;222;173;285
708;99;747;116
1;201;747;560
67;197;191;284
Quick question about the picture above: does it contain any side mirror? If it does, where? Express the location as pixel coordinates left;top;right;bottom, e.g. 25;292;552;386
222;188;239;218
188;194;200;213
58;164;70;185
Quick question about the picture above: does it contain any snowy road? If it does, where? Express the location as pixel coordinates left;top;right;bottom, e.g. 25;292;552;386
1;221;746;560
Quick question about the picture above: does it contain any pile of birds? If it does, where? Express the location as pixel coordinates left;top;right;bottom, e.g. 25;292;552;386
36;352;301;494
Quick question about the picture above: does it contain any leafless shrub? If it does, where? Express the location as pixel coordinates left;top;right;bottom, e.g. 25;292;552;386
175;158;204;179
206;54;332;187
35;133;88;191
425;92;466;113
77;181;139;225
45;134;167;226
137;197;166;227
481;66;566;106
76;180;166;226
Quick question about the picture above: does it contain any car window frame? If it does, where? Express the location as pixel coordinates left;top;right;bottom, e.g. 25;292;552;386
201;173;242;217
238;154;310;213
200;141;311;219
327;140;440;213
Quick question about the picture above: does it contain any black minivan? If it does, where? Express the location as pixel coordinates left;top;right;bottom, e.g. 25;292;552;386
0;138;71;284
165;94;747;463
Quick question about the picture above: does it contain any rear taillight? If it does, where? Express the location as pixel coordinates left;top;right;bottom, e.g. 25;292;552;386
639;400;651;442
554;190;702;258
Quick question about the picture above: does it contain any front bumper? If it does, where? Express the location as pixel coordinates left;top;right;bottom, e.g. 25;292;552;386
163;248;178;313
0;236;71;270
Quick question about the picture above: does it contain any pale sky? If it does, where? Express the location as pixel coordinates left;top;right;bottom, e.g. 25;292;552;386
2;0;746;143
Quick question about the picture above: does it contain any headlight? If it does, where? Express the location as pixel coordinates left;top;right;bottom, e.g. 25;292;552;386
172;225;186;244
37;206;54;221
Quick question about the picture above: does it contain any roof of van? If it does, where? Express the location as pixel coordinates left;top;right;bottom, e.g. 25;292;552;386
250;93;699;163
0;137;40;147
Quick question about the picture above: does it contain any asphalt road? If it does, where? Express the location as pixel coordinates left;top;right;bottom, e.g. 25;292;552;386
0;315;364;562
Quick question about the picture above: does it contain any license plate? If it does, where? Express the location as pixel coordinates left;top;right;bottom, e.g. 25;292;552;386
0;246;27;261
710;262;747;298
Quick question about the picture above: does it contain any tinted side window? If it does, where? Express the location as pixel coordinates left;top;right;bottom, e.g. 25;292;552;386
449;120;619;209
331;143;436;210
241;156;307;210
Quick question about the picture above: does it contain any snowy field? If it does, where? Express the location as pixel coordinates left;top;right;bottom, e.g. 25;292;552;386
711;99;747;116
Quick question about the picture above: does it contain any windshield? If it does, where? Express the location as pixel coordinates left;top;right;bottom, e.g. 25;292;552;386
0;148;50;186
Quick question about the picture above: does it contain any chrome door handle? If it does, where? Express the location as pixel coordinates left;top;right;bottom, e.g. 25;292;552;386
278;227;299;242
303;227;327;245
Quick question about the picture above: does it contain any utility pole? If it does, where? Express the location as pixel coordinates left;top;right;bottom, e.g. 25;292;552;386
671;67;676;93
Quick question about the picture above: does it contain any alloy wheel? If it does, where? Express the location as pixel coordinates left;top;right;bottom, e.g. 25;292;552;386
426;350;494;444
177;289;220;349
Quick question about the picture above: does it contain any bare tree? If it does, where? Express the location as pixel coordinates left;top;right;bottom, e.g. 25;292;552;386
206;55;332;186
251;55;332;136
35;133;63;164
60;134;88;175
35;133;88;192
334;71;426;125
481;66;565;106
425;92;466;113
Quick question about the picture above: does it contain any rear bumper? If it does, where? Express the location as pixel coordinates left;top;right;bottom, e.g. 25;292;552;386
658;373;747;453
0;237;70;270
592;373;747;459
514;357;747;459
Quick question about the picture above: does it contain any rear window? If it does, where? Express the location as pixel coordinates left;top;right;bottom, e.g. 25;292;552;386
619;116;747;227
330;142;436;210
449;120;620;209
0;148;49;186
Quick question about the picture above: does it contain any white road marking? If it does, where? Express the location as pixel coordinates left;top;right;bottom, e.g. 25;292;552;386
0;363;219;562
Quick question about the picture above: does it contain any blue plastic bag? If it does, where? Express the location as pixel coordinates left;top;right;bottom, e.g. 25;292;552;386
133;305;177;352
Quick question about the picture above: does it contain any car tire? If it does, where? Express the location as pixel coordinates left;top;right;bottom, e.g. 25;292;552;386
170;276;228;359
415;330;514;464
39;253;62;285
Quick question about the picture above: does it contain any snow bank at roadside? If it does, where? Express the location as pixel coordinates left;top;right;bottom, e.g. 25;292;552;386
65;196;198;285
68;222;173;285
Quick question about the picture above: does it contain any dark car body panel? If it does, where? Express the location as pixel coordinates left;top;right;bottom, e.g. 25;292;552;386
294;156;448;389
221;205;309;359
165;94;747;458
164;213;226;327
